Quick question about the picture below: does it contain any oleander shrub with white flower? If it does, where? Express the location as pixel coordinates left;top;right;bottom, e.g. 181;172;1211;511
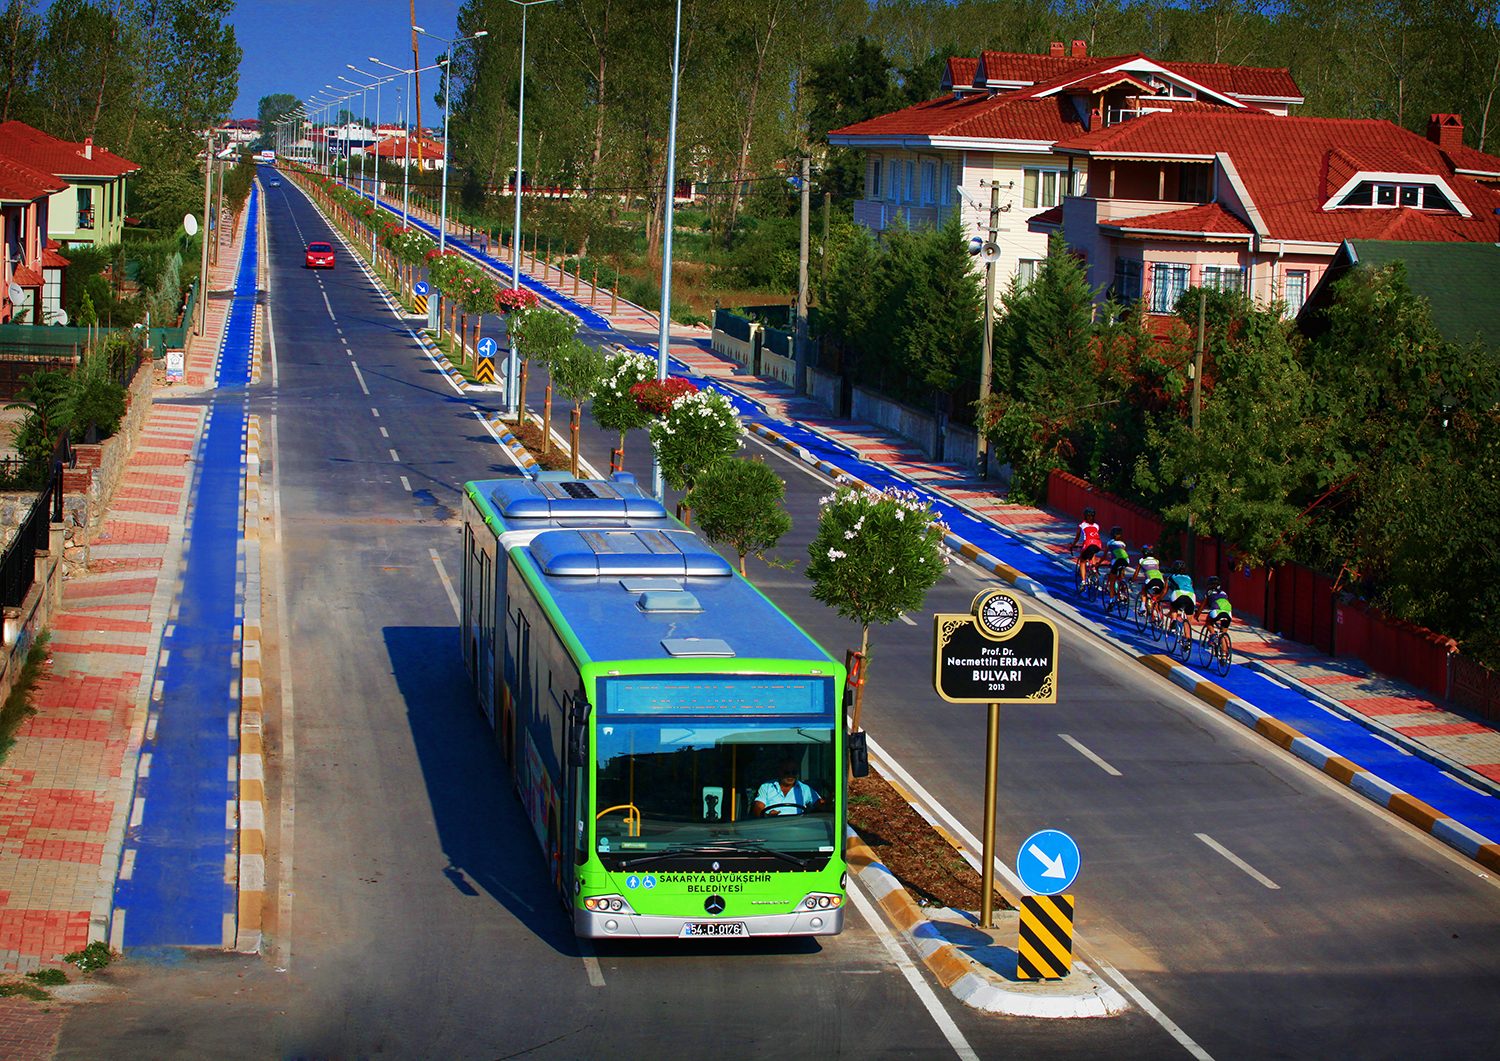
591;350;658;466
805;483;951;696
648;384;744;496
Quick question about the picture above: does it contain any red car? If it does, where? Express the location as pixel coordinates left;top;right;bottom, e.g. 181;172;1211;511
305;241;335;269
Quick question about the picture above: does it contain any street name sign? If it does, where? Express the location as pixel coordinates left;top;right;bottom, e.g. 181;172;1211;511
932;590;1058;703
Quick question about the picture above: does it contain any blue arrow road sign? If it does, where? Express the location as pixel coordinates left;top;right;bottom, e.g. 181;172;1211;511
414;281;429;297
1016;829;1080;895
477;336;498;359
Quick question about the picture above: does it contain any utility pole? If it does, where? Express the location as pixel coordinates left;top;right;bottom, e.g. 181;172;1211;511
820;190;830;299
976;182;1001;478
410;0;422;149
212;148;226;266
795;155;810;396
196;130;214;335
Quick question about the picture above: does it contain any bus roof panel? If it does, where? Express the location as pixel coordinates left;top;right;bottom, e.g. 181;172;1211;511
484;477;667;520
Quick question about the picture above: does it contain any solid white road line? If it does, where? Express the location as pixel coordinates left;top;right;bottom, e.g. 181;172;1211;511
271;412;299;974
1089;956;1218;1061
430;549;461;618
846;880;981;1061
1059;733;1123;776
1195;833;1281;890
578;937;606;988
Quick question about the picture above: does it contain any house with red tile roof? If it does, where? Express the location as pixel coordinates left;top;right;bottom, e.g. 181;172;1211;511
1034;111;1500;317
0;121;140;249
0;148;69;324
827;42;1304;289
371;134;445;171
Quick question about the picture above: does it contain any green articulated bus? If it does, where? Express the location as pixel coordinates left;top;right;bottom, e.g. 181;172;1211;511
461;472;865;939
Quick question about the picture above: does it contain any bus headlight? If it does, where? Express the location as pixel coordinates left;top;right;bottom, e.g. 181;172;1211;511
583;894;635;914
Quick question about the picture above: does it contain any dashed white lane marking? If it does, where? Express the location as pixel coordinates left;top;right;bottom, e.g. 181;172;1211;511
1195;833;1281;890
110;909;126;952
119;848;137;881
846;880;980;1061
350;362;370;395
322;290;335;319
139;753;152;778
1059;734;1122;776
380;427;389;438
400;476;412;491
371;407;380;417
389;448;401;462
579;938;606;987
130;798;146;828
429;548;461;618
898;612;917;626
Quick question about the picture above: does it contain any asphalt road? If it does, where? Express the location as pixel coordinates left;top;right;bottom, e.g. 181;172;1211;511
56;171;1500;1060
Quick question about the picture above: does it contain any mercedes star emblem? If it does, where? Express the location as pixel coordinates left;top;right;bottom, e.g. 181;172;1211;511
704;894;726;915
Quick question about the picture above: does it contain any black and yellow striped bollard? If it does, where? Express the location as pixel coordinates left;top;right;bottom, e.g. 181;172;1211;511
1017;893;1075;980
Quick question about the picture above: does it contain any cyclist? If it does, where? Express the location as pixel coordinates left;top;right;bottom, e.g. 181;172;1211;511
1103;526;1131;599
1069;507;1103;586
1134;543;1166;617
1196;575;1234;635
1166;560;1197;629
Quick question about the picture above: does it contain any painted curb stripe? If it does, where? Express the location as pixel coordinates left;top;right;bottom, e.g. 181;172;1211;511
1140;651;1500;871
237;415;265;954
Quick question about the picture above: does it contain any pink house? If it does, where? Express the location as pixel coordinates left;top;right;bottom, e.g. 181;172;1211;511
0;153;67;324
1034;112;1500;318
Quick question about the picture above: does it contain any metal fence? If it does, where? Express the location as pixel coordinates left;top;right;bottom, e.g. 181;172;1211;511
0;462;58;613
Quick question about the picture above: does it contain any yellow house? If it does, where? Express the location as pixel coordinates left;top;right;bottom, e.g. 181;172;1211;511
0;121;140;249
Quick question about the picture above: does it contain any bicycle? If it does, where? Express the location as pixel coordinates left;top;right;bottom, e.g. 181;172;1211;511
1131;582;1151;634
1071;547;1103;602
1163;606;1193;661
1105;569;1133;617
1198;618;1233;677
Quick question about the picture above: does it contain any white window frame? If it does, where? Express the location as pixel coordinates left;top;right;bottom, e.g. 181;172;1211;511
940;163;952;205
1283;269;1309;317
1114;258;1142;304
1149;262;1190;313
1023;167;1073;209
1016;259;1042;289
1324;171;1471;216
868;155;881;199
1202;265;1246;294
922;160;937;205
904;160;915;203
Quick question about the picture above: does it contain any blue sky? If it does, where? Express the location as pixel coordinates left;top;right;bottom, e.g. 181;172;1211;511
228;0;464;121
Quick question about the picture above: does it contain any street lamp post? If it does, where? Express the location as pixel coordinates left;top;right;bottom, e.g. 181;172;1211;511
652;0;685;503
369;57;448;228
414;26;489;334
496;0;556;417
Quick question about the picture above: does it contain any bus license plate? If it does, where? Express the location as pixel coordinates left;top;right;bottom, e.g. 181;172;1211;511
681;921;747;938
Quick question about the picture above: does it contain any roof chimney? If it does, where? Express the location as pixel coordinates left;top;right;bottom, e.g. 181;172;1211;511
1427;113;1463;152
1049;41;1064;57
83;137;92;159
1071;40;1087;58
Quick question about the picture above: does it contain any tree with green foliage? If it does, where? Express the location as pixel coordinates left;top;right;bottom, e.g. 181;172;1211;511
548;338;607;477
648;384;743;510
804;483;949;714
255;93;300;150
684;457;792;576
590;349;657;468
804;36;906;199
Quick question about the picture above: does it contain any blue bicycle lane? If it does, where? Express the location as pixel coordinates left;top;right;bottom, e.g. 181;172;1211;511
112;184;257;946
385;192;1500;855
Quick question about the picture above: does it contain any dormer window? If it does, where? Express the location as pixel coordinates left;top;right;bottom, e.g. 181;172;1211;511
1331;177;1462;213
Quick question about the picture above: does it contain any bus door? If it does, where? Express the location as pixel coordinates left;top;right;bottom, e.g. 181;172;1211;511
477;549;495;725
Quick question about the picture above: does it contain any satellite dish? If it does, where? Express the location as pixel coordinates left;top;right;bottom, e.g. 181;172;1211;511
966;236;984;256
7;282;21;305
54;308;68;326
184;213;199;236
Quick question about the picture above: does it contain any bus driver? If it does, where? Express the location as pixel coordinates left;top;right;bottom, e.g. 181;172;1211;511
752;759;828;817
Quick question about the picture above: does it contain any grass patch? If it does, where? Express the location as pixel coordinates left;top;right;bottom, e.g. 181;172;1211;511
0;631;51;766
0;981;50;1000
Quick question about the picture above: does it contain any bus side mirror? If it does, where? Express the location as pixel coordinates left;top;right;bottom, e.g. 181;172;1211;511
847;730;869;778
568;701;591;767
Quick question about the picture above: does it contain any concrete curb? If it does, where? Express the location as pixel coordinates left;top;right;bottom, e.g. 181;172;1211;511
482;412;539;472
1137;653;1500;872
236;415;266;953
846;830;1127;1018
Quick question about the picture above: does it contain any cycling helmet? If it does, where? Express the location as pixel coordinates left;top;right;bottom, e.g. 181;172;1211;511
1171;560;1186;574
1110;526;1123;538
1206;576;1221;590
1141;543;1155;556
1084;507;1096;521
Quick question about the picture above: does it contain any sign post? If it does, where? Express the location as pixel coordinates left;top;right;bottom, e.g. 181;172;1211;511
933;589;1059;927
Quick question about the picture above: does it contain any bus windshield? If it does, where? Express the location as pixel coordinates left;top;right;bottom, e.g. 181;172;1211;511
593;719;837;870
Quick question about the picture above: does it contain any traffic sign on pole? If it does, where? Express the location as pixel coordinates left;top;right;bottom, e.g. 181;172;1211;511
477;336;497;359
414;280;429;297
1016;828;1080;896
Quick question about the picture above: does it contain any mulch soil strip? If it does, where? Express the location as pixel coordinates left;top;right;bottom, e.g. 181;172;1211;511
849;771;1010;912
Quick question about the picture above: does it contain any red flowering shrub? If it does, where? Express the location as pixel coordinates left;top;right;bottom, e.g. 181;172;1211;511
629;376;697;416
496;287;540;315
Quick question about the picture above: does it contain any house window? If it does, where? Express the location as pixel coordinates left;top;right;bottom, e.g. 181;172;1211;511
42;267;61;320
869;157;881;198
1284;270;1308;316
904;161;915;202
1149;262;1190;313
922;161;937;205
1179;164;1212;204
1016;259;1042;288
1113;258;1142;304
1338;181;1456;211
1202;265;1246;294
1023;168;1069;209
940;163;952;205
889;160;901;202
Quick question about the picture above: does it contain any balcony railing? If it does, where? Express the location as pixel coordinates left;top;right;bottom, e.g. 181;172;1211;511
77;208;95;230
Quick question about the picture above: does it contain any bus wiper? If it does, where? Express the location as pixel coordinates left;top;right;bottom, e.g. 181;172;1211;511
619;843;809;869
